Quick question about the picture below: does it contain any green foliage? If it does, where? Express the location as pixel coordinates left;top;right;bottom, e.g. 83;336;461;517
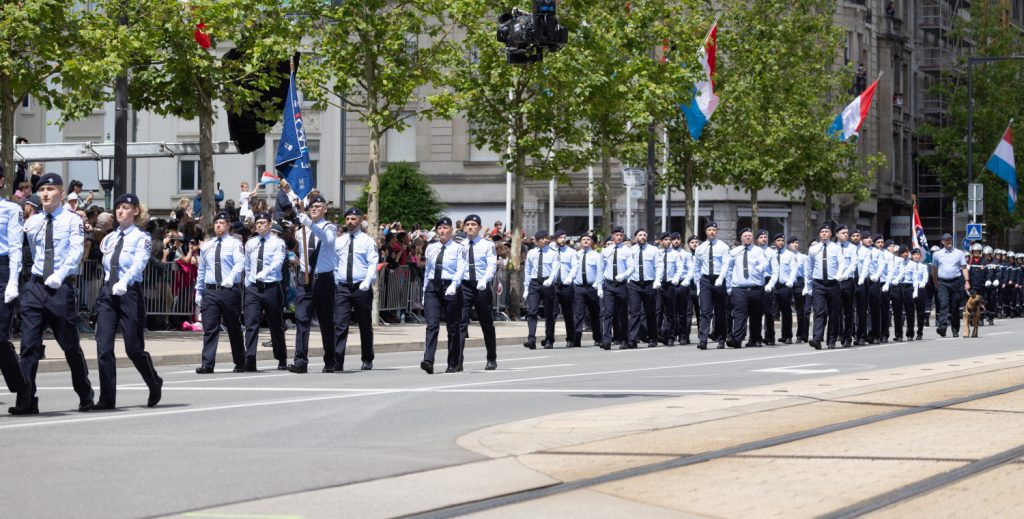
354;162;445;229
918;1;1024;239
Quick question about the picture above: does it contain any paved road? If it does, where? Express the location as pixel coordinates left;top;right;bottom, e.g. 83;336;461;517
3;321;1024;518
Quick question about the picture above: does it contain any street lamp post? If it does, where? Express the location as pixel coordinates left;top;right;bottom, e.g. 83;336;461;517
97;158;114;210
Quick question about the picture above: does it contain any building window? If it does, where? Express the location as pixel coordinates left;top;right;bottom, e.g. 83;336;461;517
21;95;30;110
179;158;199;192
386;117;416;163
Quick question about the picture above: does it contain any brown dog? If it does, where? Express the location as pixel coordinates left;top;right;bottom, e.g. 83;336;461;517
963;291;985;338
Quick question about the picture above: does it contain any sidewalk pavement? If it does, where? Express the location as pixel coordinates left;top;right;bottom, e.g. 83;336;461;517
32;322;567;373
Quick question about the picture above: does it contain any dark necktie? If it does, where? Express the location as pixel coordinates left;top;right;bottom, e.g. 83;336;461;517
347;234;355;283
435;243;446;282
214;238;223;284
708;241;714;277
777;248;783;282
308;229;320;274
743;246;749;278
557;249;562;282
109;231;125;284
613;247;619;278
663;251;668;283
536;250;543;282
582;250;588;285
823;244;829;281
43;214;54;277
638;244;645;282
257;238;265;274
468;240;476;283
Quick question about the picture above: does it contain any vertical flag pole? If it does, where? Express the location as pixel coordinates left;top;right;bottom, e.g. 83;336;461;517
588;165;595;231
549;177;556;233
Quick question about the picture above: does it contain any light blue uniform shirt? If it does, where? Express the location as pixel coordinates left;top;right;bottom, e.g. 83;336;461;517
245;233;287;284
897;258;917;285
805;241;848;281
693;239;730;277
840;241;859;279
674;248;695;286
795;252;807;280
623;242;662;283
566;247;603;287
600;243;630;281
197;234;246;290
656;247;679;284
915;261;931;288
297;214;338;274
461;235;497;283
0;199;23;284
26;206;82;281
771;248;799;286
722;244;771;288
857;246;875;283
932;246;967;280
867;248;887;281
424;238;466;284
101;225;151;284
523;244;559;290
552;245;575;284
334;229;380;285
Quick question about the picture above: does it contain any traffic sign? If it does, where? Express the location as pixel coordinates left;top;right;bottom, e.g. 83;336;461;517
962;238;970;251
968;183;984;216
966;223;983;241
622;168;646;187
629;188;644;199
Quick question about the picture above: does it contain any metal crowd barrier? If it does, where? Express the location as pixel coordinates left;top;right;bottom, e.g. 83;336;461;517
74;259;198;317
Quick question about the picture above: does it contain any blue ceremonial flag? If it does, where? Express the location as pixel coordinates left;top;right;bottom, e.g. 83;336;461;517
274;71;313;199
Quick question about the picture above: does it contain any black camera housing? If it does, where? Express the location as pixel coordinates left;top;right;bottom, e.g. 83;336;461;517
496;0;569;64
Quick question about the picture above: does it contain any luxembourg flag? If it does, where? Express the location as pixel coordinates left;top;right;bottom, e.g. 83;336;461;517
259;170;280;186
828;77;880;141
985;122;1018;212
680;21;719;141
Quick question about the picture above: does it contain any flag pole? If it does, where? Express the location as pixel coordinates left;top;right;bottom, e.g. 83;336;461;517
697;16;719;53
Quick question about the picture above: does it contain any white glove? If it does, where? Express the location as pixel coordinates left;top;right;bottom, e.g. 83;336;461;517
786;281;794;288
913;287;919;299
993;280;1000;287
3;284;18;304
764;282;774;293
714;277;724;287
672;278;681;286
836;274;848;282
543;277;553;287
523;288;530;300
358;280;371;292
44;274;62;289
727;287;732;296
653;280;662;290
221;278;234;289
112;280;128;296
985;280;992;287
254;271;268;282
870;275;880;282
615;273;629;282
882;284;890;292
802;286;811;296
195;292;203;306
444;283;457;297
596;287;603;299
476;280;488;291
858;277;865;286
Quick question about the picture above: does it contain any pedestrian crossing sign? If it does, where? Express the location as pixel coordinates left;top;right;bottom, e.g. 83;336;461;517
966;223;983;241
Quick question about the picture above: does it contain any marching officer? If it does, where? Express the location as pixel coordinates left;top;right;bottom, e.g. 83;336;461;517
719;228;773;348
566;231;603;348
458;214;498;369
523;230;559;349
550;230;576;347
694;222;730;350
599;226;630;350
769;233;798;344
420;217;465;374
790;237;810;343
754;230;777;345
94;193;162;409
242;213;288;371
0;193;30;411
625;229;661;348
932;233;969;337
888;245;913;341
654;232;680;345
289;195;338;373
912;248;930;340
333;208;379;371
680;235;700;345
195;211;246;373
853;233;874;345
11;173;94;414
836;226;859;347
804;223;849;349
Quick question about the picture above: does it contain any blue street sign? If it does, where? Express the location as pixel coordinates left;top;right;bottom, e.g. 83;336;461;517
962;238;970;251
965;223;983;241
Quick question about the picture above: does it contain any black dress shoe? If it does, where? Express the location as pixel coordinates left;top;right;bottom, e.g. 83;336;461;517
288;364;308;374
322;367;335;373
783;339;793;345
79;399;95;412
523;342;536;350
94;401;116;411
277;362;288;370
361;362;373;370
869;339;879;345
420;361;433;374
717;342;726;349
936;328;946;337
485;361;497;370
598;343;611;350
244;365;258;373
916;333;923;341
893;337;904;342
854;340;865;346
726;339;742;349
196;366;214;374
542;342;553;350
827;343;836;349
8;397;39;416
445;366;457;373
697;342;707;350
565;342;580;348
233;366;245;373
809;339;822;350
148;377;163;408
617;343;630;350
647;342;658;348
681;338;690;345
628;342;638;349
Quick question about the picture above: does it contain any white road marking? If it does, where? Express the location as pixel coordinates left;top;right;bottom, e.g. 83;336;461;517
987;332;1012;336
506;363;575;371
753;363;839;375
36;386;720;394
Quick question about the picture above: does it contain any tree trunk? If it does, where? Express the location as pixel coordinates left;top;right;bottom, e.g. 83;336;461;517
683;154;694;237
750;189;760;232
508;143;526;320
804;181;814;244
0;74;14;199
197;83;217;232
600;142;613;233
367;126;382;323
